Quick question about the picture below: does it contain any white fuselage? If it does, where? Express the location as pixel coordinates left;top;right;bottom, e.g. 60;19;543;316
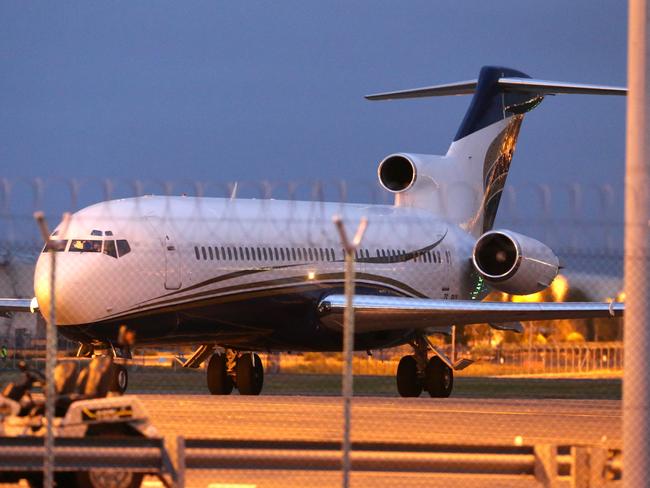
33;195;478;349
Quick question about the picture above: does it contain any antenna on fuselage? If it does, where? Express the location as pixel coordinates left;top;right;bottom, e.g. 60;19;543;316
230;182;238;200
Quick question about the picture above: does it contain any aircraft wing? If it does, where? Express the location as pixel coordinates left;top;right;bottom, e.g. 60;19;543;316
0;298;38;316
317;295;623;333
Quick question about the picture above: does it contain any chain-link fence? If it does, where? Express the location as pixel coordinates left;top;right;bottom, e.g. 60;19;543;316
0;178;626;487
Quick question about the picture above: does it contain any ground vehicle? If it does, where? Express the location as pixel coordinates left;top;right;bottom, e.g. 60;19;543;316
0;357;162;487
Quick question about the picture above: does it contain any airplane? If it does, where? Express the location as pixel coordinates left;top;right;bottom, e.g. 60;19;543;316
0;66;626;398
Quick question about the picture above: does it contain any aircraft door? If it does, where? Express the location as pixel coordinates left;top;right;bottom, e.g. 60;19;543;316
163;234;182;290
145;216;182;290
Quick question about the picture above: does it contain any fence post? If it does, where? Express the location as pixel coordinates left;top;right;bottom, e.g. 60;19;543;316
534;444;558;488
333;215;368;488
624;1;650;484
176;436;186;488
34;212;55;488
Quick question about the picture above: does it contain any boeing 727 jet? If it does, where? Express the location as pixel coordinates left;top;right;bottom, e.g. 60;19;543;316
0;66;626;397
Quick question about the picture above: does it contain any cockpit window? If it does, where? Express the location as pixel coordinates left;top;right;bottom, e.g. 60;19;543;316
103;240;118;258
42;240;68;253
90;230;103;236
116;240;131;257
105;231;113;236
69;239;102;253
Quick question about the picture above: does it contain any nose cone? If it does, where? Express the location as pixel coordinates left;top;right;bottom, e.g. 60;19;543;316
34;253;52;321
34;253;93;325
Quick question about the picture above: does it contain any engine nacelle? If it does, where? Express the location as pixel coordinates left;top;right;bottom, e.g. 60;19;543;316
472;230;559;295
377;153;418;193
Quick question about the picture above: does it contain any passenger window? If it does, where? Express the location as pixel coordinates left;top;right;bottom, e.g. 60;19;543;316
437;251;441;263
214;247;220;260
257;248;262;260
291;248;297;261
103;240;118;258
262;248;268;260
233;247;239;260
208;247;214;260
116;240;131;257
70;240;102;253
308;248;313;261
249;247;256;261
227;247;232;260
280;248;285;261
245;248;250;260
319;248;324;261
201;247;207;260
273;248;279;260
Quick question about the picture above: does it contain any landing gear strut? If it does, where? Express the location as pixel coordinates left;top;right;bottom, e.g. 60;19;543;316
206;349;264;396
395;336;453;398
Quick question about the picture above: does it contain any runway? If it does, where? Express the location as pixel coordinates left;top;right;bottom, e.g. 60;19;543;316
138;395;621;487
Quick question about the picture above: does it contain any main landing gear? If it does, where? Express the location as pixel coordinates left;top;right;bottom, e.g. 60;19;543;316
396;337;453;398
207;349;264;396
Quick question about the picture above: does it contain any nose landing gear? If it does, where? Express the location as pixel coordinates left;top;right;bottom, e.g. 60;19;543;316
395;336;454;398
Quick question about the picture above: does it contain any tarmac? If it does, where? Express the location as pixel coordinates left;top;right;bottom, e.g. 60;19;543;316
137;395;622;488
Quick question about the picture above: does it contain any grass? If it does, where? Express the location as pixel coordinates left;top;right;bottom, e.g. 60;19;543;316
0;367;621;400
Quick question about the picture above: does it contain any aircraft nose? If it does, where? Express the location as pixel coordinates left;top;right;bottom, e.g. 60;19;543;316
34;253;81;325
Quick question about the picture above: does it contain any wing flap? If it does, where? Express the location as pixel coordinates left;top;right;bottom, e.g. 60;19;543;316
317;295;623;334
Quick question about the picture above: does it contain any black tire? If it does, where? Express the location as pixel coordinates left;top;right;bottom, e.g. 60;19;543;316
425;356;453;398
72;425;144;488
109;364;128;394
396;355;422;397
74;469;143;488
207;353;233;395
236;353;264;395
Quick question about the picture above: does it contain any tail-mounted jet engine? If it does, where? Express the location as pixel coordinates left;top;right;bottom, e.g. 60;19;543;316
377;154;418;193
472;230;560;295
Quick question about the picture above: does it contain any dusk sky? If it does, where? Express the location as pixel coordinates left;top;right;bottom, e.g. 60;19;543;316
0;1;627;246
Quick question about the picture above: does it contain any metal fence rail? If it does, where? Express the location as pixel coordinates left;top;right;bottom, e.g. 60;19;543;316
0;436;176;485
176;437;621;488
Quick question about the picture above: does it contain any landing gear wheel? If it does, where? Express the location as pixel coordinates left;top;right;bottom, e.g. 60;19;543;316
236;353;264;395
110;364;128;394
396;355;422;397
425;356;453;398
207;353;233;395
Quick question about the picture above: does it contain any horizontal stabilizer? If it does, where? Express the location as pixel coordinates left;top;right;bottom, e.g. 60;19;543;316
366;77;626;101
